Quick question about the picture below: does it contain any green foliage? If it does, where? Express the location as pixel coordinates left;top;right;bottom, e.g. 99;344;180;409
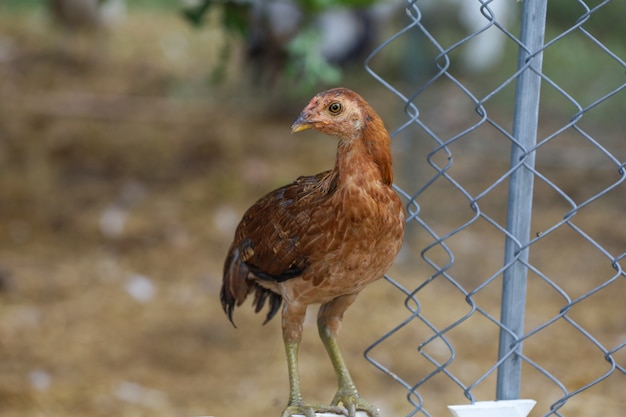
181;0;378;27
219;2;250;36
0;0;42;12
182;0;250;35
547;0;626;39
286;28;342;91
297;0;377;13
180;0;376;88
181;0;213;27
541;0;626;122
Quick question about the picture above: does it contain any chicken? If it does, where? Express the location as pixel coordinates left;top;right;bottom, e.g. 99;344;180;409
221;88;405;417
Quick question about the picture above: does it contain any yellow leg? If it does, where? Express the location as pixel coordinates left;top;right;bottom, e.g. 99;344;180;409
281;304;346;417
318;295;380;417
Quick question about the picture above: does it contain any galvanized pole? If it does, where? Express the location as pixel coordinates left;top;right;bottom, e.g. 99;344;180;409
497;0;548;400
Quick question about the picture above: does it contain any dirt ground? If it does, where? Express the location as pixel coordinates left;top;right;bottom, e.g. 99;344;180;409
0;8;624;417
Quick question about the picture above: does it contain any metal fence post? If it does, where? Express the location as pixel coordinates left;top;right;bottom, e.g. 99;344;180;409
496;0;549;401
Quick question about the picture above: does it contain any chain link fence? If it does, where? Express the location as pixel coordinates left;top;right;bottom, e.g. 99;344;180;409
362;0;625;416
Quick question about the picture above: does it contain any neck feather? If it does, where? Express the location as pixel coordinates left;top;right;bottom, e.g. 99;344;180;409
334;119;394;186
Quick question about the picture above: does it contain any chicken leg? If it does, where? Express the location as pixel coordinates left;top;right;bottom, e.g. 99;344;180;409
282;341;348;417
280;295;378;417
281;302;347;417
318;295;380;417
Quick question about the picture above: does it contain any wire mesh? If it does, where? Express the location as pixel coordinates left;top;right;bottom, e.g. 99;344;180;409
364;1;626;416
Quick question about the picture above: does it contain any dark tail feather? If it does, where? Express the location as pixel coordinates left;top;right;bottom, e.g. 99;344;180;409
263;292;282;325
253;286;269;313
221;247;251;327
222;246;283;326
220;285;237;328
253;285;283;325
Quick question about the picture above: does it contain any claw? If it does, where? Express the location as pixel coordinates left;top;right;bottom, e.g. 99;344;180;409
331;391;380;417
282;402;348;417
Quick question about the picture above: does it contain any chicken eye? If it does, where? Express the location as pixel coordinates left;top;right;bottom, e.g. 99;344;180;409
328;102;343;114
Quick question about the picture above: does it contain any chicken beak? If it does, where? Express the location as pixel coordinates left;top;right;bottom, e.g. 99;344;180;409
291;114;313;133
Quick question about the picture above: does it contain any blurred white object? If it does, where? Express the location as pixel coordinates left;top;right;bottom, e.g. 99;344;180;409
317;8;369;65
115;381;167;409
99;0;126;27
100;204;126;238
458;0;515;72
292;413;369;417
449;400;536;417
29;370;52;391
99;181;147;239
213;205;240;236
418;0;516;73
124;274;156;303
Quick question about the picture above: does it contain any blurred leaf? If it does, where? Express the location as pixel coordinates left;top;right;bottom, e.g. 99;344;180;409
179;0;381;88
286;28;342;91
182;0;380;27
299;0;378;13
182;1;250;35
181;0;212;28
221;2;251;37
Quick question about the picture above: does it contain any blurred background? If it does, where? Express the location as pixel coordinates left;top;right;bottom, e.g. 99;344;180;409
0;1;624;417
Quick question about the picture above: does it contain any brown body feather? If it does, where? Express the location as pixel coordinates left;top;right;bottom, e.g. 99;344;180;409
220;87;405;417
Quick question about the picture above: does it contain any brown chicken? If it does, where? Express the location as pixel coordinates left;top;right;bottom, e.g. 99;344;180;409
221;88;405;417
